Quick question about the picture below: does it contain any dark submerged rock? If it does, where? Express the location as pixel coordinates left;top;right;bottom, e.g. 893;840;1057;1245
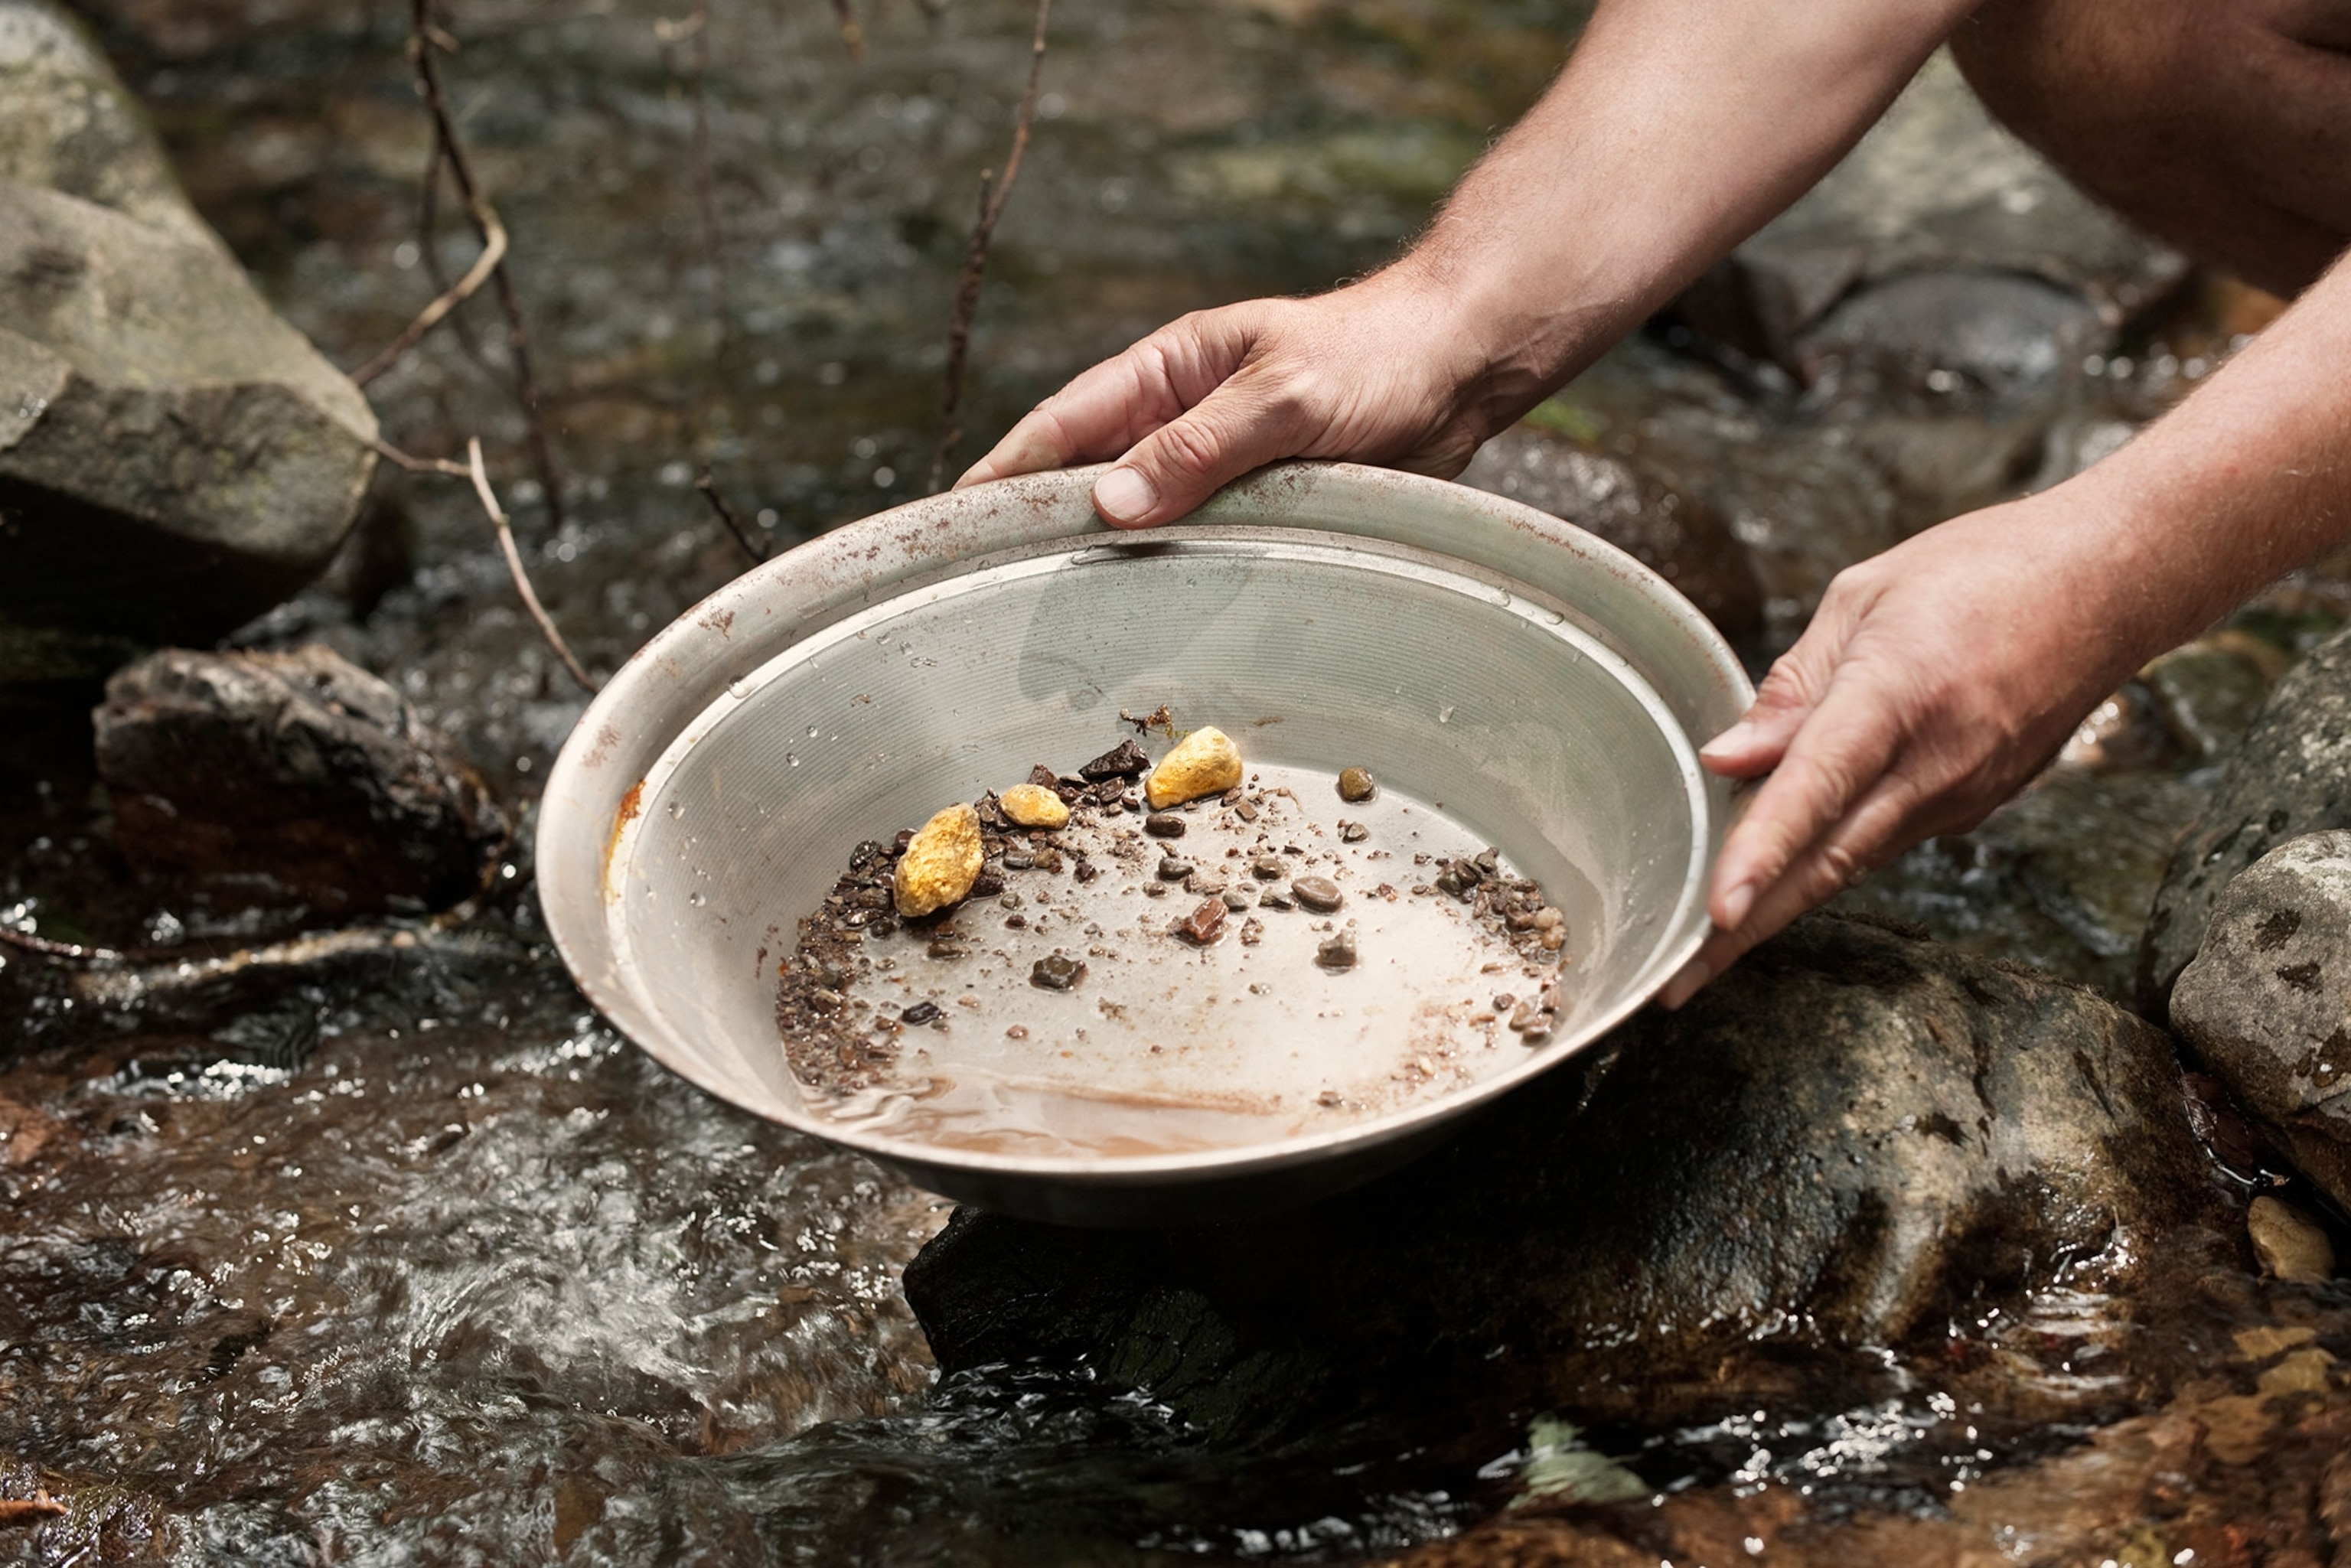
93;645;506;916
1459;428;1765;642
2170;831;2351;1211
905;914;2225;1446
2137;627;2351;1014
0;1;378;686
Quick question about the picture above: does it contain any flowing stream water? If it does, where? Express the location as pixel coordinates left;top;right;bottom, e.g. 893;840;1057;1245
4;0;2348;1560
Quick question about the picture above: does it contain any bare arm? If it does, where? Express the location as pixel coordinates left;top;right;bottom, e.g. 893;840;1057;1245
1670;249;2351;1004
960;0;1976;523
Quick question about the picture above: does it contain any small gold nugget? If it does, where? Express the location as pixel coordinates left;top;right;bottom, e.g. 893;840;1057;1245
999;783;1071;830
892;803;984;917
1145;726;1241;810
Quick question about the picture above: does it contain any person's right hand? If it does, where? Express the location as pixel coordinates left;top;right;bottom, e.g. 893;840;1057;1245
954;268;1526;528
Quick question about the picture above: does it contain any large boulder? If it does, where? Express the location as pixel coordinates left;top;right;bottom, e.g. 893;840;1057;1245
1459;425;1766;641
93;646;507;918
2137;628;2351;1014
1672;49;2186;398
905;914;2229;1448
0;0;377;685
2171;832;2351;1211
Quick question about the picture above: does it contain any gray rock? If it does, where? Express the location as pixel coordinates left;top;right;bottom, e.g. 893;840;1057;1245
2137;628;2351;1014
0;0;377;685
93;646;507;917
905;914;2225;1446
1674;50;2186;385
1459;427;1765;641
2170;832;2351;1211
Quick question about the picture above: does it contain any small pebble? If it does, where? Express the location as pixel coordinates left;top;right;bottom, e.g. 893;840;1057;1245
1145;813;1186;839
1078;738;1151;781
1316;931;1358;970
927;940;967;960
970;872;1005;898
1032;846;1065;873
1508;998;1554;1038
1073;858;1100;885
1250;853;1284;880
1235;800;1259;823
892;804;984;917
900;1000;941;1025
1031;953;1087;991
1146;726;1244;809
1003;848;1034;870
1157;856;1193;882
1239;918;1265;946
1176;898;1227;945
1337;766;1375;802
1493;993;1516;1012
1006;1025;1029;1040
1339;822;1369;844
1144;883;1169;898
1260;886;1295;911
1293;875;1344;913
1221;888;1253;911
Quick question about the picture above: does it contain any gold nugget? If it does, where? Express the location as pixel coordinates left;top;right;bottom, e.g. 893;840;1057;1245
1145;726;1241;810
892;803;984;917
999;783;1071;830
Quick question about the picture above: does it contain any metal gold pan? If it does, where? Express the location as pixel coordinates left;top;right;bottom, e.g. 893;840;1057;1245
536;461;1751;1225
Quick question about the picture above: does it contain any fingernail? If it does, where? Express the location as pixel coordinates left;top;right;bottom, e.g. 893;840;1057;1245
1094;466;1159;525
1659;957;1712;1010
1699;719;1759;759
1719;881;1755;933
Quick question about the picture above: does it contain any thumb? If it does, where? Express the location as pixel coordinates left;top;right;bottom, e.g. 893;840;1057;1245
1091;374;1316;529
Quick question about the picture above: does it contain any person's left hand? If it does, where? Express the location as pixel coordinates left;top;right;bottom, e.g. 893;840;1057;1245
1660;491;2156;1007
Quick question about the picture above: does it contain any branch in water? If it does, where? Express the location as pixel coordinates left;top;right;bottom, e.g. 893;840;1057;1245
930;0;1052;491
407;0;568;534
830;0;866;60
467;438;598;693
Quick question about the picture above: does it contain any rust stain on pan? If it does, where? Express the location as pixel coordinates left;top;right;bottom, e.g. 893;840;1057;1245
604;779;646;902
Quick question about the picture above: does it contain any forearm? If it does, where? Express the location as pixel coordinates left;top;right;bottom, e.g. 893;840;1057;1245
2052;249;2351;660
1394;0;1976;419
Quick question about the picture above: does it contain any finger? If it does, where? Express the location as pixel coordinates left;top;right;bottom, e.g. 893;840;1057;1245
956;328;1211;487
1699;637;1847;778
1659;768;1919;1008
1707;671;1903;931
1094;370;1321;527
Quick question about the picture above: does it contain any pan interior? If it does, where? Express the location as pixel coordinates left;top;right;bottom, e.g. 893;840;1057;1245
606;529;1704;1169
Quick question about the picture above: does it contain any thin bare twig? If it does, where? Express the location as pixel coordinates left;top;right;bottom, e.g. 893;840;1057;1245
657;2;732;340
929;0;1051;491
829;0;866;60
694;471;768;564
467;438;598;693
350;203;507;386
409;0;567;533
364;432;470;477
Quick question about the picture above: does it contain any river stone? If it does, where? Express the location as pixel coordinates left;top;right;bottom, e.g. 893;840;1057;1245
1672;49;2185;382
2170;832;2351;1211
1459;427;1765;641
2137;628;2351;1015
905;914;2223;1446
93;645;507;916
0;0;377;685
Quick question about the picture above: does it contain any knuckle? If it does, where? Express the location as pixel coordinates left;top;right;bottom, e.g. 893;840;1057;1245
1149;416;1224;481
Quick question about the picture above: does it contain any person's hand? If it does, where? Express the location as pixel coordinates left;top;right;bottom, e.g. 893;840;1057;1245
956;267;1532;526
1659;494;2157;1007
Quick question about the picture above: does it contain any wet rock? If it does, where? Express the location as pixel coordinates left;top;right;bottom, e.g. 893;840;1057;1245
2138;628;2351;1013
1176;898;1225;946
997;783;1068;830
905;914;2225;1446
1291;875;1342;913
0;0;377;686
1459;427;1764;641
1143;813;1185;839
1078;738;1150;781
1156;856;1192;882
2141;637;2274;763
1792;270;2106;409
2170;831;2351;1210
92;645;504;916
1670;49;2186;382
1336;768;1374;803
1313;929;1355;970
2247;1195;2335;1283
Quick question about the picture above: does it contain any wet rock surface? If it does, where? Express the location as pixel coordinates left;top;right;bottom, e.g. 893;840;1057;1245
93;644;506;917
2172;832;2351;1211
1458;425;1766;641
0;0;376;686
907;914;2232;1449
2140;628;2351;1014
